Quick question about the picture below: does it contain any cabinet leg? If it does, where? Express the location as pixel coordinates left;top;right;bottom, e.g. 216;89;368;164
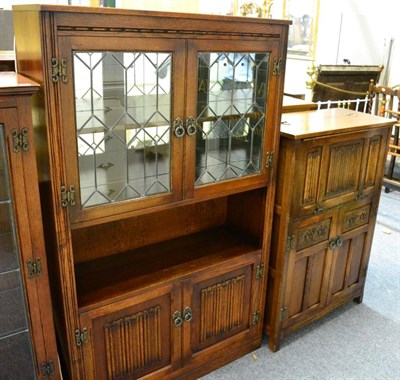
354;293;364;304
268;337;281;352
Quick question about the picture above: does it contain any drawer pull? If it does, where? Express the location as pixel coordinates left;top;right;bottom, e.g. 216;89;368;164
328;239;337;250
173;117;185;138
183;306;193;322
172;311;183;327
336;237;343;247
186;116;197;136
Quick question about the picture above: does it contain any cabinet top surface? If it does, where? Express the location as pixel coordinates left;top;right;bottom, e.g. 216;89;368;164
280;108;395;140
0;72;39;94
12;4;291;26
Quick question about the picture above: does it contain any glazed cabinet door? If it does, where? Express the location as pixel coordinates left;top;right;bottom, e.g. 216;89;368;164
326;196;379;304
181;251;262;367
184;39;283;198
57;35;186;225
281;211;337;329
79;283;181;380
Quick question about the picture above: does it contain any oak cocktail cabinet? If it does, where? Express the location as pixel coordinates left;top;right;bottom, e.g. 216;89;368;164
264;108;395;351
13;5;290;379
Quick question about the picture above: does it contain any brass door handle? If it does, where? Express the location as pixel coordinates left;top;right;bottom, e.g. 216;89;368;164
172;311;183;327
183;306;193;322
173;117;185;138
186;116;197;136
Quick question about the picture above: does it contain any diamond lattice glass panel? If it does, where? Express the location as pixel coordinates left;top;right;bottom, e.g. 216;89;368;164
74;52;172;208
195;52;269;186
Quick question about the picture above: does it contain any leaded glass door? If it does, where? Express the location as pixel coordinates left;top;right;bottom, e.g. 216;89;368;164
185;39;280;198
59;36;185;224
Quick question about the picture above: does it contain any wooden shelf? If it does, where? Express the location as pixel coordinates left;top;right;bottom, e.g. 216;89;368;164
75;226;260;312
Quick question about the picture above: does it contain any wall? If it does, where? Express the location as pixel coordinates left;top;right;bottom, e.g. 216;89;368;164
283;0;399;96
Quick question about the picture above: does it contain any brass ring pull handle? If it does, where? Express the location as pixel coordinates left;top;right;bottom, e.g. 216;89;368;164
329;239;337;250
183;306;193;322
173;118;185;138
172;311;183;327
336;237;343;247
186;117;197;136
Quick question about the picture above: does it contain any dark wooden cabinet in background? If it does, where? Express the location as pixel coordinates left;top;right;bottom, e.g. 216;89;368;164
0;72;60;379
264;108;395;351
13;5;289;379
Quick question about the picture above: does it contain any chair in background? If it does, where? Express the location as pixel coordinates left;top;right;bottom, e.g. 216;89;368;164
367;80;400;192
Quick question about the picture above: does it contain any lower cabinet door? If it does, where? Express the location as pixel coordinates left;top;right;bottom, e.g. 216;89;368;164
181;251;262;366
326;197;377;304
79;283;181;380
282;212;336;328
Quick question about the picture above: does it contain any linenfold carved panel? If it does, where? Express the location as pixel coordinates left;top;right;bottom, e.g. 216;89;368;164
325;141;362;197
363;136;381;188
104;306;162;379
200;275;245;343
302;149;322;205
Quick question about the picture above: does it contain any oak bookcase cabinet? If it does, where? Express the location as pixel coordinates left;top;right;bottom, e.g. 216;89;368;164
13;5;289;379
264;108;395;351
0;73;60;379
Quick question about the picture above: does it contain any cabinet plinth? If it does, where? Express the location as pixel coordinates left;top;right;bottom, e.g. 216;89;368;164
265;108;395;351
13;5;289;379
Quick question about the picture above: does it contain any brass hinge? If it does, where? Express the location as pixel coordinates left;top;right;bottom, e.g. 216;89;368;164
280;306;288;321
11;128;29;153
40;360;55;377
75;327;88;347
265;151;274;169
286;235;296;251
252;310;261;325
51;58;68;83
272;57;282;76
61;185;76;208
27;257;42;279
256;264;265;280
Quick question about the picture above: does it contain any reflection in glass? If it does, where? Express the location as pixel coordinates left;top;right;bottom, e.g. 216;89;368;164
73;52;172;208
0;124;36;378
195;52;269;186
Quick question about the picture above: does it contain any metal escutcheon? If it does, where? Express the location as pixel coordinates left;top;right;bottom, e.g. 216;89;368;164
172;311;183;327
173;117;185;138
336;237;343;247
183;306;193;322
186;116;197;136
